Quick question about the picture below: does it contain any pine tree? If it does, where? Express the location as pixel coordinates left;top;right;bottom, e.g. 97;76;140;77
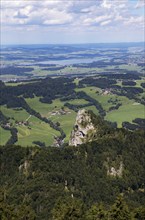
109;195;131;220
133;206;145;220
51;196;85;220
84;203;107;220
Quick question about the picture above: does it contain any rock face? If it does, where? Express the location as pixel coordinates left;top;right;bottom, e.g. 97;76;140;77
69;109;97;146
107;162;123;177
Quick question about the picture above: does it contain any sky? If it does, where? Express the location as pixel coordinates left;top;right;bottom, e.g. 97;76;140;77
0;0;145;44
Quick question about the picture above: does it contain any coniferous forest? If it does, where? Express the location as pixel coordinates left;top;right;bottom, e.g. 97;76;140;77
0;119;145;219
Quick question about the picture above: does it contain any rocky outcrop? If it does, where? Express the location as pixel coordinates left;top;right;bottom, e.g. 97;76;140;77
107;161;123;177
104;157;124;178
19;160;30;177
69;109;97;146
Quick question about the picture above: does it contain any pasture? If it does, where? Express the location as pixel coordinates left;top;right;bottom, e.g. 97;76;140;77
0;127;11;145
75;86;144;127
0;105;59;146
105;102;145;127
26;97;64;117
26;97;77;142
16;120;59;146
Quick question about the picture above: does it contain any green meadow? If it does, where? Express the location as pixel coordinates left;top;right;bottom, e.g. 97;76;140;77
26;97;77;142
76;86;118;111
26;97;64;117
68;99;89;105
50;111;77;142
0;105;59;146
1;106;30;122
105;102;144;127
0;126;11;145
16;121;59;146
75;86;145;127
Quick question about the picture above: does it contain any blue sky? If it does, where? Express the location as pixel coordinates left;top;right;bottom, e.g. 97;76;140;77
1;0;144;44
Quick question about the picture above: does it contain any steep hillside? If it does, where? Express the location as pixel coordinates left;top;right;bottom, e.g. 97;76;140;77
69;109;97;146
69;109;117;146
0;116;145;219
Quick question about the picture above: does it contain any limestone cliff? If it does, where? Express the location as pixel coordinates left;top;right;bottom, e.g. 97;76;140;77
69;109;97;146
107;161;123;177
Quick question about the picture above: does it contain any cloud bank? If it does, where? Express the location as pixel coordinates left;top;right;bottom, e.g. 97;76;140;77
1;0;144;44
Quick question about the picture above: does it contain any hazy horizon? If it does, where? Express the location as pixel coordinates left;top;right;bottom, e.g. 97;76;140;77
1;41;145;46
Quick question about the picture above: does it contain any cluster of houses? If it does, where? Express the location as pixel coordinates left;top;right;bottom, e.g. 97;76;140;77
2;122;12;129
15;121;30;126
2;120;30;129
101;88;112;95
51;108;71;116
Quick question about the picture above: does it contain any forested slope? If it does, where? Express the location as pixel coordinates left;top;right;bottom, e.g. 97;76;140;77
0;118;145;219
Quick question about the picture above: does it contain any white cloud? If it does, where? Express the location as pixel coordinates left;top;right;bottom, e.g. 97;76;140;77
95;15;112;24
135;0;145;8
1;0;144;28
43;9;73;25
1;0;144;43
100;19;112;26
124;16;144;26
101;0;112;9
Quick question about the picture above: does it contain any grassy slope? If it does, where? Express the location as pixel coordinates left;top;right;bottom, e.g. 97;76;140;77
1;106;30;122
76;86;145;127
26;97;77;142
0;126;11;145
17;121;59;146
26;97;64;117
68;99;89;105
76;87;116;111
50;112;76;142
1;106;59;146
105;103;145;127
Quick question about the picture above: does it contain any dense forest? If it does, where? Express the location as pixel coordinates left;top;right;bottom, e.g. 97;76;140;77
0;114;145;219
0;77;75;106
0;67;34;76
